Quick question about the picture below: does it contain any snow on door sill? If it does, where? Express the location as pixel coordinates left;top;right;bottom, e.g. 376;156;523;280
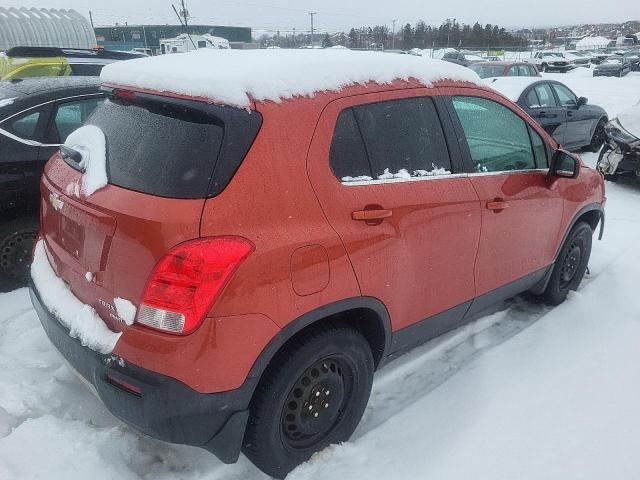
31;240;121;354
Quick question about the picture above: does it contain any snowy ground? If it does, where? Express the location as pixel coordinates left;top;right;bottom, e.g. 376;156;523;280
1;70;639;480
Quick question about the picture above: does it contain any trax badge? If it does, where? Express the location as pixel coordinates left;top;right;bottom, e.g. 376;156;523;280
49;192;64;212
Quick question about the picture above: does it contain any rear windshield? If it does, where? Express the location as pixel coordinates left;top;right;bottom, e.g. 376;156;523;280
470;65;505;78
84;94;261;199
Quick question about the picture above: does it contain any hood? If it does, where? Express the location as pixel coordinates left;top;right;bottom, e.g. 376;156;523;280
618;105;640;139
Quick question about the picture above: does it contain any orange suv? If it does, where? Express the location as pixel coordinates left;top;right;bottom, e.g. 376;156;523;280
29;51;605;478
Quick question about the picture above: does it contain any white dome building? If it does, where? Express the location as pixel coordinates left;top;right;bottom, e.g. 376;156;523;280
0;7;96;51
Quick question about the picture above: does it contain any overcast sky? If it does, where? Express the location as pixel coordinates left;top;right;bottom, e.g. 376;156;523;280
2;0;637;34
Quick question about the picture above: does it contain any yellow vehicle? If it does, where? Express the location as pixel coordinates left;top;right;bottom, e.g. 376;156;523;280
0;47;143;81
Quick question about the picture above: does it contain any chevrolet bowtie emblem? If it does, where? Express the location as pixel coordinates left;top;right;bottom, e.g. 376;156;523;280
49;192;64;212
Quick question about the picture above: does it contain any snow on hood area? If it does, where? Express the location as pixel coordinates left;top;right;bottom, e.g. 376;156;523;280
483;76;542;102
617;105;640;139
100;49;481;108
63;125;107;196
30;240;121;354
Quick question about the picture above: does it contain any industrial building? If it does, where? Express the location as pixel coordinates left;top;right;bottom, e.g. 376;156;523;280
0;7;96;51
94;25;252;53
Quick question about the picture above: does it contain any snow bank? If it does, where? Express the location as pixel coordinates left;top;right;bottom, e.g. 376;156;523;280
100;49;481;109
30;240;121;354
64;125;107;196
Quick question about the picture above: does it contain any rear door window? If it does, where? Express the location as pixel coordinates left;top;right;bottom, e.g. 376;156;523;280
3;110;42;139
352;97;451;179
525;89;541;108
451;96;536;173
533;84;557;107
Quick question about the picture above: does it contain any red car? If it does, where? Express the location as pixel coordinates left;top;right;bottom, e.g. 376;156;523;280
29;51;604;478
470;61;541;78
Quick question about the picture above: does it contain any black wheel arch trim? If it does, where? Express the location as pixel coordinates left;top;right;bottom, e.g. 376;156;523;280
246;296;392;381
556;203;605;261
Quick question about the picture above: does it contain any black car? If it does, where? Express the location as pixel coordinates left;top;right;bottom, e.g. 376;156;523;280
0;76;104;290
622;50;640;71
441;50;484;67
487;77;608;152
593;57;632;77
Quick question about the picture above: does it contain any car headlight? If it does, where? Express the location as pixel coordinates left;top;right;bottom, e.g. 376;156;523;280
605;118;639;144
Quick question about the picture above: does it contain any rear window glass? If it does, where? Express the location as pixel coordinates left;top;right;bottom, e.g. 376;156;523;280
470;65;506;78
84;96;261;199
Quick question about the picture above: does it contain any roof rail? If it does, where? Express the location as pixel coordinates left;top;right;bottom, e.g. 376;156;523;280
6;46;144;60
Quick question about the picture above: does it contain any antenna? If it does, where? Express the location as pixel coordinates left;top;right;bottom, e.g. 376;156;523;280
172;3;197;49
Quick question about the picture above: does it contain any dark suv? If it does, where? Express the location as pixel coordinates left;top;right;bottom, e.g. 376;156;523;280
0;77;103;290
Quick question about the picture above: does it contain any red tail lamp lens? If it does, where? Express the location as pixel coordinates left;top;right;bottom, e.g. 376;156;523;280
137;237;254;335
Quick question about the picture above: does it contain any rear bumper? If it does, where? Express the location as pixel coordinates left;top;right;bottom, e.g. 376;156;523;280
29;278;255;464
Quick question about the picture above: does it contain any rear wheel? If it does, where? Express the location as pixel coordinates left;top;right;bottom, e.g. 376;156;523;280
0;217;39;292
541;63;548;73
540;222;593;305
243;325;374;478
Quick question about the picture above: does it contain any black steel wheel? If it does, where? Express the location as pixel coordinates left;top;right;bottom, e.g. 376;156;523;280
0;217;39;292
243;324;374;478
541;221;593;305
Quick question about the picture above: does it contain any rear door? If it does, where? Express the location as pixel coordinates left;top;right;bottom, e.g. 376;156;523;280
445;90;562;304
524;82;568;145
307;89;481;335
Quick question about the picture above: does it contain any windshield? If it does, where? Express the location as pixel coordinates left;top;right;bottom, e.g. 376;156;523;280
603;58;622;64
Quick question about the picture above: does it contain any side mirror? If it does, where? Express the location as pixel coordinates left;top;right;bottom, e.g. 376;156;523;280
551;149;580;179
577;96;588;107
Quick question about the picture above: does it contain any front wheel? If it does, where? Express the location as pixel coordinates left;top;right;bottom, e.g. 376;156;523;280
243;325;374;478
541;63;547;73
540;222;593;305
588;119;607;153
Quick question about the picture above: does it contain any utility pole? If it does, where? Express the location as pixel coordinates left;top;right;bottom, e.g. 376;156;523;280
180;0;190;33
391;19;396;50
309;12;317;47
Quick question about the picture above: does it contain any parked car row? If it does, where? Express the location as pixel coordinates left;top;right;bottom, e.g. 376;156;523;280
0;49;606;478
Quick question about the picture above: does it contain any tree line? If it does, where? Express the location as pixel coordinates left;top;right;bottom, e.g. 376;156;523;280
258;19;528;50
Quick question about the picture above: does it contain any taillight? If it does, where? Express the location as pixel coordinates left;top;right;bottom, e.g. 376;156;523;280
136;237;254;335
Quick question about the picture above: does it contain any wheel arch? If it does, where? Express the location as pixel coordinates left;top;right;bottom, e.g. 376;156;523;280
247;297;392;383
555;203;604;263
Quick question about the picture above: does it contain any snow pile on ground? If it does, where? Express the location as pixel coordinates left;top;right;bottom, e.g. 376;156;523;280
30;240;120;354
64;125;107;196
100;49;481;109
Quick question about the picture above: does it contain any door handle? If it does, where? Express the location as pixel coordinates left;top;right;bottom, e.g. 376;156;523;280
352;209;393;221
567;110;574;117
486;200;510;211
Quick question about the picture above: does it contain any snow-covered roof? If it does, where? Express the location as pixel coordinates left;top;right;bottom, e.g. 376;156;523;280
100;49;481;108
576;36;611;50
618;105;640;139
0;7;96;51
482;76;543;102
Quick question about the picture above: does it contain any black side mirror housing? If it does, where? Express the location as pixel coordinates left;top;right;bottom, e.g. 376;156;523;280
551;149;580;179
577;96;588;107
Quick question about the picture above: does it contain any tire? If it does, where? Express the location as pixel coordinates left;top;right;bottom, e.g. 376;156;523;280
0;216;39;292
541;222;593;305
243;325;374;478
541;63;547;73
588;119;607;153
